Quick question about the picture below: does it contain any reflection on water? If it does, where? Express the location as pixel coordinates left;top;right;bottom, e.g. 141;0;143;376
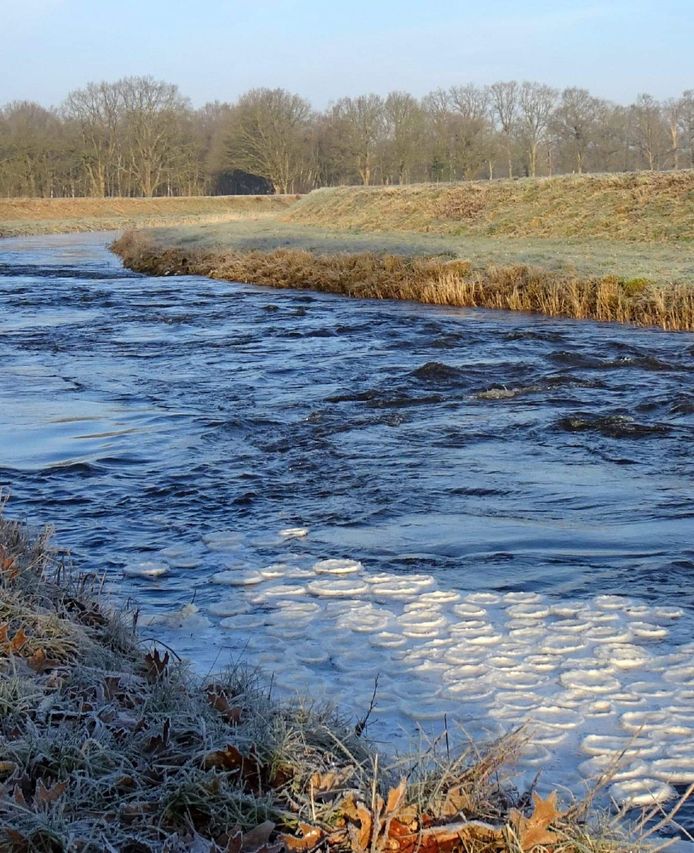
1;232;693;818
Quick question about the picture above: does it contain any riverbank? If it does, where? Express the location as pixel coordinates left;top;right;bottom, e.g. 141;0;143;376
284;172;694;243
0;508;645;852
112;225;694;331
0;195;299;238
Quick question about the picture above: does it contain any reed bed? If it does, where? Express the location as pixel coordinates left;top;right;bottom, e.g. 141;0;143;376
112;231;694;331
1;502;675;852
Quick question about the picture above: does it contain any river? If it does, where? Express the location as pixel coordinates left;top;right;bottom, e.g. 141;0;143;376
1;232;693;818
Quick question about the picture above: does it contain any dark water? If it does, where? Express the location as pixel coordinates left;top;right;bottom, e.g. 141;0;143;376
1;233;694;822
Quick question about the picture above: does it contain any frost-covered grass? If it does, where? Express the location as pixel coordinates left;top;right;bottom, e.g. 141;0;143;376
112;228;694;330
286;172;694;243
0;504;671;852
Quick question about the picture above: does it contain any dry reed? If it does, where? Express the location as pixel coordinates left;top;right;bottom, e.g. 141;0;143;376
112;231;694;331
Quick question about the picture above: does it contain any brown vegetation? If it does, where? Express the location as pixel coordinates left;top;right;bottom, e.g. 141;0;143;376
112;230;694;331
0;195;299;238
285;171;694;242
1;506;652;852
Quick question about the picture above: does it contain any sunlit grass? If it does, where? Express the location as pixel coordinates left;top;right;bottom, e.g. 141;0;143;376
113;230;694;331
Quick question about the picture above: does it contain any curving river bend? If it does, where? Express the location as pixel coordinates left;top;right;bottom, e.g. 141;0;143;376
1;232;693;815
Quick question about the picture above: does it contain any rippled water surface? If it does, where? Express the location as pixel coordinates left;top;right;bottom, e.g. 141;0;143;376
1;233;693;815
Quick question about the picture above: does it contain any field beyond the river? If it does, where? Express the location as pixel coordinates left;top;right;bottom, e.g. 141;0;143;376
0;194;298;237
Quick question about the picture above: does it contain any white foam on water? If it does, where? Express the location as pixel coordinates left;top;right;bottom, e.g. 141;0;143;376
561;669;622;694
503;592;541;604
307;578;369;597
212;570;266;586
369;631;408;649
629;622;669;640
124;561;169;577
466;592;501;604
148;603;210;630
313;558;363;575
595;595;634;611
655;607;684;620
651;758;694;784
507;603;551;620
596;644;653;670
203;531;244;550
200;546;694;819
219;613;271;630
453;602;487;618
280;527;309;539
208;600;251;617
252;583;308;599
610;779;677;807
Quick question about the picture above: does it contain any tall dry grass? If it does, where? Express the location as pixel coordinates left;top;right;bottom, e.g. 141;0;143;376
112;230;694;331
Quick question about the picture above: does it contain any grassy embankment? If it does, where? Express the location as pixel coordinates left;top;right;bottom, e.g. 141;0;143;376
0;195;298;238
2;508;678;853
113;171;694;330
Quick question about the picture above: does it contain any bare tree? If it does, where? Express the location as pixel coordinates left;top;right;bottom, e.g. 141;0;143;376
64;82;123;196
630;93;668;170
330;95;385;186
382;91;425;184
551;88;606;173
518;81;558;177
118;77;190;197
489;81;519;177
679;90;694;168
224;88;311;194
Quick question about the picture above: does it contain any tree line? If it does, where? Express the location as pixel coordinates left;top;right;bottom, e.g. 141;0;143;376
1;76;692;197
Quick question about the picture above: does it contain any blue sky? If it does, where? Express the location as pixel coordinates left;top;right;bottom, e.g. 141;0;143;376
2;0;692;107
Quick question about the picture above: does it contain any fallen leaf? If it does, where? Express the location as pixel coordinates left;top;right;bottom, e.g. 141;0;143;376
35;779;67;805
9;627;28;654
310;768;354;799
241;820;275;852
511;791;563;851
27;648;61;673
352;801;372;853
440;784;474;817
221;830;243;853
279;822;324;852
202;744;244;772
206;685;243;724
385;779;407;816
143;648;170;680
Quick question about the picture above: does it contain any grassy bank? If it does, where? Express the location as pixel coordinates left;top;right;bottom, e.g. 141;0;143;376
0;508;644;852
285;172;694;243
0;195;300;238
112;227;694;331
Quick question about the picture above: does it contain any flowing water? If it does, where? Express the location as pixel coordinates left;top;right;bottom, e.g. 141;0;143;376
1;233;693;820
